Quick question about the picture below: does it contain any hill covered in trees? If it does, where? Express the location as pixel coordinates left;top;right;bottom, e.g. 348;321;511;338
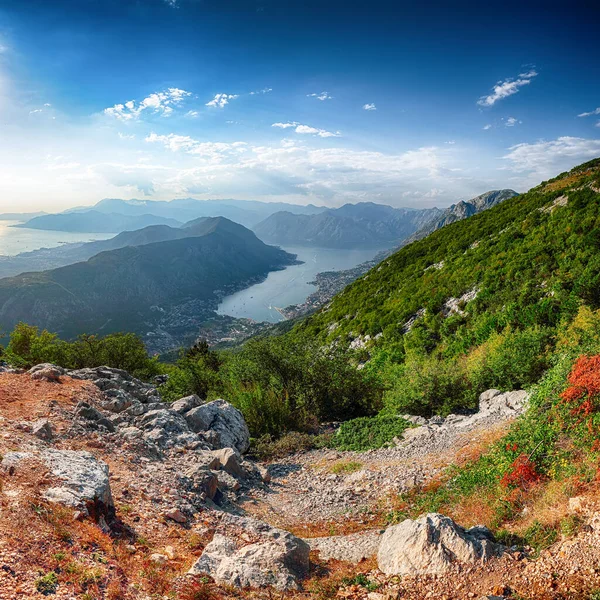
285;159;600;416
0;217;296;347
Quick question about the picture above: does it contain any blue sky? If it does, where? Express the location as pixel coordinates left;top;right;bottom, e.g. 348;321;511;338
0;0;599;211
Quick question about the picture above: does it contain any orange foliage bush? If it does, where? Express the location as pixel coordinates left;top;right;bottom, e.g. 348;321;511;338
501;454;542;490
561;355;600;417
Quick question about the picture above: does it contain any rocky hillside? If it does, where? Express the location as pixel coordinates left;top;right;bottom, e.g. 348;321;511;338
0;217;297;347
253;202;439;249
2;363;600;599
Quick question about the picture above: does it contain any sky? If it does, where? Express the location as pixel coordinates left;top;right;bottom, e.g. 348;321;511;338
0;0;599;212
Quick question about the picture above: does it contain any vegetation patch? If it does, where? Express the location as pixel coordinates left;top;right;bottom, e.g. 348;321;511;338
329;460;363;474
331;415;411;451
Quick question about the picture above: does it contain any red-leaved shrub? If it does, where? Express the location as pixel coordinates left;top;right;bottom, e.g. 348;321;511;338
501;453;541;489
561;355;600;417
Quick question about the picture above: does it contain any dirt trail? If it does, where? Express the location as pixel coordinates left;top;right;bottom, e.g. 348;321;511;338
244;397;523;533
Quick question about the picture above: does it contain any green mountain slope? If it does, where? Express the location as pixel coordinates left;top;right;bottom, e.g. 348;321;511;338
291;159;600;414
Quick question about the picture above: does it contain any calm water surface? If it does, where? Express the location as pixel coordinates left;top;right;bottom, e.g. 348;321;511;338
0;221;112;256
217;246;383;323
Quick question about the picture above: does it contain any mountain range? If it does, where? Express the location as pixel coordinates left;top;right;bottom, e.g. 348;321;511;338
0;217;296;346
15;198;329;233
252;202;442;248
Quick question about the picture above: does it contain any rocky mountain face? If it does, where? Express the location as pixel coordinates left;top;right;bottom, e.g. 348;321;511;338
401;189;518;245
0;217;296;345
253;202;441;249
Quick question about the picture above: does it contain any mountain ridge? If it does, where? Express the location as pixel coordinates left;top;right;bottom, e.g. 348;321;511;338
253;202;441;249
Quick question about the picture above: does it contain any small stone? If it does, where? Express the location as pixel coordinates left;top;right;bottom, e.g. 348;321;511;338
164;508;187;524
150;553;168;564
31;419;54;441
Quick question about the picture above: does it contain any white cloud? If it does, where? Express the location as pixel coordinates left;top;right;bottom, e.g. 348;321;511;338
118;132;135;140
503;136;600;183
483;124;492;130
186;110;199;117
308;91;333;101
29;109;43;114
272;122;340;137
250;88;273;95
104;88;191;121
504;116;521;127
578;107;600;118
205;93;239;108
145;132;248;160
477;69;537;107
363;103;376;111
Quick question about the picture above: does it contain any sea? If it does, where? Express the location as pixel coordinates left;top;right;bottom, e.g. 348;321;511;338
217;245;382;323
0;220;112;256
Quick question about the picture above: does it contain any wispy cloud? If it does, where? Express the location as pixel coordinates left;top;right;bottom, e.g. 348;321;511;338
250;88;273;95
504;116;521;127
272;122;340;138
477;69;537;107
363;103;376;111
145;133;248;158
503;136;600;182
483;124;492;130
205;93;239;108
104;88;191;121
578;107;600;123
308;91;333;101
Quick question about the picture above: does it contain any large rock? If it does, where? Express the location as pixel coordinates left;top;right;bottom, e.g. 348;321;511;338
189;514;310;590
29;363;65;382
136;409;198;449
377;513;504;575
1;449;113;515
171;395;202;414
184;400;250;453
212;447;245;478
479;389;529;415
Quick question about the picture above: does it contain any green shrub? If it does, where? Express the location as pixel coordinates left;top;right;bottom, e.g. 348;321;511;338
4;322;159;379
219;334;384;437
382;353;474;416
332;415;411;451
467;326;554;392
35;571;58;595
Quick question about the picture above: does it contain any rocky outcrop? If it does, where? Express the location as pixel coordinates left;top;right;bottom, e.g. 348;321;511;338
183;400;250;453
377;513;505;575
399;389;528;451
28;363;65;382
1;449;113;515
189;514;310;590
